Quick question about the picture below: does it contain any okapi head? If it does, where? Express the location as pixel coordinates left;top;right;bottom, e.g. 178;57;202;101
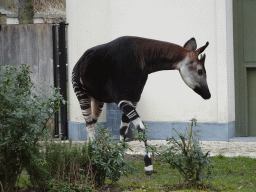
178;38;211;100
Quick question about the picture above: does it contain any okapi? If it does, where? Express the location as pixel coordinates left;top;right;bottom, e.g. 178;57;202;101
72;36;210;175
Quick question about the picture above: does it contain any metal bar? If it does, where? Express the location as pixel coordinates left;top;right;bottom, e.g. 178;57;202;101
52;23;59;137
58;22;68;139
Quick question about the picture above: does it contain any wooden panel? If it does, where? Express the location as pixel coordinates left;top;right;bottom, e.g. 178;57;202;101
243;0;256;63
0;25;3;66
247;68;256;136
0;24;53;97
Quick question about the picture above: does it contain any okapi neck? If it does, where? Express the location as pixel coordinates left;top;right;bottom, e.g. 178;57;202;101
142;41;188;74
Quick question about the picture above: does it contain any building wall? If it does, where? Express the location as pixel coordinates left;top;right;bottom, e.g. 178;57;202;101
67;0;110;123
67;0;235;140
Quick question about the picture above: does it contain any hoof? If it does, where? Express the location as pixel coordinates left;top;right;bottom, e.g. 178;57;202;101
145;170;153;175
144;165;153;176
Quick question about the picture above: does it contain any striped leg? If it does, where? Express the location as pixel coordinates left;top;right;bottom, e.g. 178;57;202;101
120;102;137;141
72;73;94;140
91;97;104;125
118;100;153;175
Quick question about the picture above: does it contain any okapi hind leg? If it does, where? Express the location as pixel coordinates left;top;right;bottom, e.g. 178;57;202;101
118;100;153;175
72;74;95;140
91;97;104;127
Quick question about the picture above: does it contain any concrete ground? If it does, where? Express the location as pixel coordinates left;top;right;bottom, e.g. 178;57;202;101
126;138;256;158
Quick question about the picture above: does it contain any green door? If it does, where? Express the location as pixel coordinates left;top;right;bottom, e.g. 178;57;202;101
234;0;256;136
247;69;256;136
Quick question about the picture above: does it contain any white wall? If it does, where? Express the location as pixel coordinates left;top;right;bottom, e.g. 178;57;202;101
67;0;111;122
67;0;235;124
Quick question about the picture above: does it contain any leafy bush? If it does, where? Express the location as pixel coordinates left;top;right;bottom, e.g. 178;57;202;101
89;124;136;186
160;119;214;188
26;138;97;191
27;140;88;186
0;64;64;191
133;124;157;156
28;124;136;190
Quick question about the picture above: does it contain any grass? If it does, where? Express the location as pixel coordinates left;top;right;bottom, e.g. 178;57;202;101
104;156;183;191
104;154;256;192
16;154;256;191
211;155;256;191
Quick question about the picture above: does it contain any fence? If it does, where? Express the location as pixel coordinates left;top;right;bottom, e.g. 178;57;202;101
0;24;53;95
0;23;68;139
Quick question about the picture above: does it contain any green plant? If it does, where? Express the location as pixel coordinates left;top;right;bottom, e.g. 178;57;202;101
160;119;214;188
133;124;158;156
47;140;91;183
13;147;256;191
28;125;136;189
89;124;136;186
46;178;97;192
133;125;149;143
26;139;95;191
0;64;64;191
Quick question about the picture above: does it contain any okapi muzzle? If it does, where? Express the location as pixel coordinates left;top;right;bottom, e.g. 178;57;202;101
193;85;211;100
179;38;211;100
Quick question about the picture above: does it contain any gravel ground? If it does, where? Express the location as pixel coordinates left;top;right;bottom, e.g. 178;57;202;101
126;140;256;158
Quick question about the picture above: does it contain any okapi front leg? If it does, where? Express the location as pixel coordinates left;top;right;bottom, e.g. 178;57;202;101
120;102;137;141
118;100;153;175
120;114;130;141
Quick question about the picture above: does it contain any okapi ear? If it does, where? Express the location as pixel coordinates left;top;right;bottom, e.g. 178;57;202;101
196;42;209;54
199;53;206;64
184;38;197;51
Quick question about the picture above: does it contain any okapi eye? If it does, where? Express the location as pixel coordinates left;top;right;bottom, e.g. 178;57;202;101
198;69;203;76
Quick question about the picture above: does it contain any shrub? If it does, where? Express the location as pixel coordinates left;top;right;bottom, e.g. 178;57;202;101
88;124;136;186
0;64;64;191
28;124;136;189
133;124;157;156
160;119;214;188
27;139;91;187
28;139;96;191
39;140;94;191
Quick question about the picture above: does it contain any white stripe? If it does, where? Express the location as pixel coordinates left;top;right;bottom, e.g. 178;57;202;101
127;112;136;119
126;110;135;116
118;100;132;108
144;165;153;171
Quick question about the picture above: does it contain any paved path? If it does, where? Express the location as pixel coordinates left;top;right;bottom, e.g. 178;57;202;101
126;140;256;158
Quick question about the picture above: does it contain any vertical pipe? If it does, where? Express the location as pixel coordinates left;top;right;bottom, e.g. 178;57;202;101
59;22;68;139
52;23;59;137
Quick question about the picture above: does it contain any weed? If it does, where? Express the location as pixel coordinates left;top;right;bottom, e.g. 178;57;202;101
160;119;214;188
133;124;158;156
